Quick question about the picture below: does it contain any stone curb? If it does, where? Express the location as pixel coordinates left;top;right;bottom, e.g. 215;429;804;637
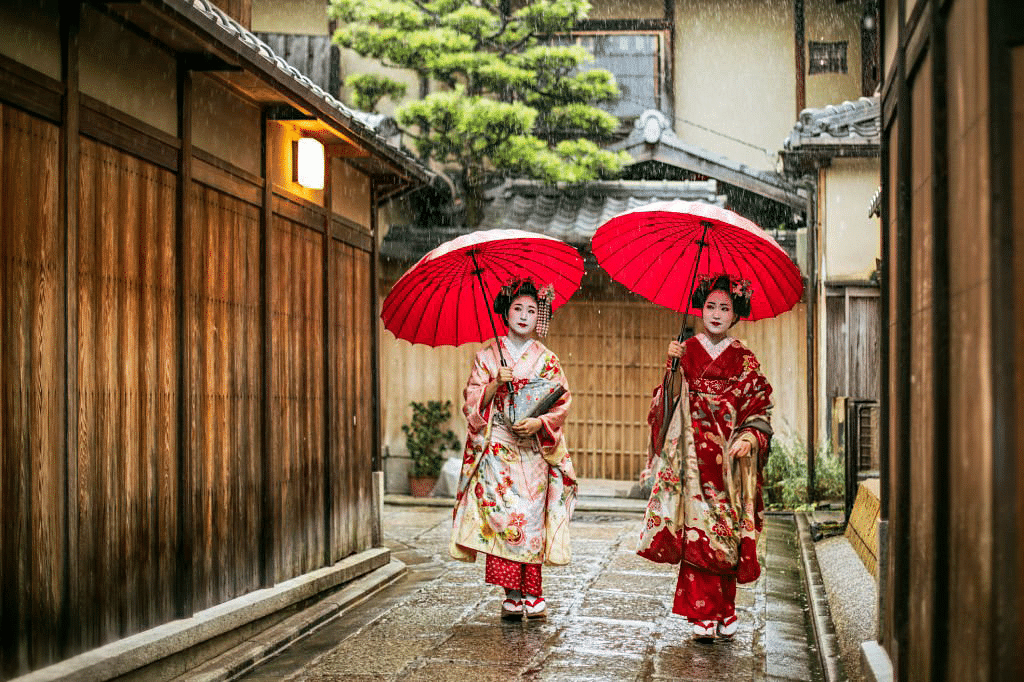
795;511;847;682
11;549;397;682
180;559;407;681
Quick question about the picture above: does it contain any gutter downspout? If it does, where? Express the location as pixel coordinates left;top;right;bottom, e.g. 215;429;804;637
803;173;818;501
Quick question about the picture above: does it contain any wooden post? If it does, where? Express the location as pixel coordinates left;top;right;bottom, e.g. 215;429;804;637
794;0;806;116
258;111;276;587
59;0;80;657
987;0;1020;676
370;186;381;476
928;1;950;676
892;0;912;674
174;61;194;618
322;153;334;566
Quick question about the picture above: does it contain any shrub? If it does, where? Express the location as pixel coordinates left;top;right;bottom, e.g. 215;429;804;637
763;439;844;510
402;400;461;478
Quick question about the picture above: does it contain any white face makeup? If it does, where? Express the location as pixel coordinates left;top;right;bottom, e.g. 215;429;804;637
702;290;737;341
507;294;538;340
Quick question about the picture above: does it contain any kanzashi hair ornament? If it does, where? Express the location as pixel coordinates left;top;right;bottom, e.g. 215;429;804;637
535;283;555;338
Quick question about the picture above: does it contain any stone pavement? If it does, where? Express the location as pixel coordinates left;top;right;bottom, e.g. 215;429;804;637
237;503;824;682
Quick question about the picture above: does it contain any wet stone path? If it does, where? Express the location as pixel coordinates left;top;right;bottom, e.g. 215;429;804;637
240;505;822;681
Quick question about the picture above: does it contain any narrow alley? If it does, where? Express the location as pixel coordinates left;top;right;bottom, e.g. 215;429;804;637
235;503;822;681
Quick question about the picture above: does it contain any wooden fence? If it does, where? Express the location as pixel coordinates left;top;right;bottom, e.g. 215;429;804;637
1;102;377;676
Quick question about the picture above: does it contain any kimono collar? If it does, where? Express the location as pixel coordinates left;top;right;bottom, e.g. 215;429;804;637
501;336;533;365
697;333;733;360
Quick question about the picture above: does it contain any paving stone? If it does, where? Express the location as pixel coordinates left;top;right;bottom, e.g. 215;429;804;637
577;590;673;622
529;652;647;681
399;662;524;681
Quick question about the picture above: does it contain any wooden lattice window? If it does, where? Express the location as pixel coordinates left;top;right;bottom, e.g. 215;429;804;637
808;41;848;74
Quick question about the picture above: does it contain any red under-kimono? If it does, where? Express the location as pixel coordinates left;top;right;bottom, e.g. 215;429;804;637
637;334;773;622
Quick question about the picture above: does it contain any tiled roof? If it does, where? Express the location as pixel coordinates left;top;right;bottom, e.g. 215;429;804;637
477;180;724;244
783;96;881;150
614;111;806;210
380;179;724;262
184;0;429;181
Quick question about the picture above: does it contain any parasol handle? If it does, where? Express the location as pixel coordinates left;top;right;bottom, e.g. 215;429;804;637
670;220;712;373
670;318;696;373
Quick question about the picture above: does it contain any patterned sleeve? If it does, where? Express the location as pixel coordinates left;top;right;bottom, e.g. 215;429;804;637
462;347;496;435
735;351;774;466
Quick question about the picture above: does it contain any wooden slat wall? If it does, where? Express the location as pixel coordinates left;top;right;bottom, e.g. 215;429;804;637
0;104;63;676
330;241;374;560
545;302;681;480
76;137;179;647
849;295;881;400
270;215;326;581
188;185;262;610
1;100;381;675
381;297;808;482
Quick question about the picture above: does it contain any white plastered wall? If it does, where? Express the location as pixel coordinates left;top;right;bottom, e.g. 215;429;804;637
0;0;60;80
79;4;177;136
673;0;796;171
821;157;882;283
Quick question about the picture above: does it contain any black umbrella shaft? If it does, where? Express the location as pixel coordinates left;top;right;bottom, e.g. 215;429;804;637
671;221;711;373
469;250;507;368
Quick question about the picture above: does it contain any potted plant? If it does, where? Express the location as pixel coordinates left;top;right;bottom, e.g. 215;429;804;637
402;400;460;497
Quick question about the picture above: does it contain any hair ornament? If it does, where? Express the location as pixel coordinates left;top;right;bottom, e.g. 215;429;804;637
492;276;556;337
536;283;556;338
691;273;754;319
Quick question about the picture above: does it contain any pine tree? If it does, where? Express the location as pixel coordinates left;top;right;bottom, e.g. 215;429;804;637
329;0;631;225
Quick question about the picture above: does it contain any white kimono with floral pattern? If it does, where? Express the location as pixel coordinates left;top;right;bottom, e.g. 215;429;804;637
449;338;577;566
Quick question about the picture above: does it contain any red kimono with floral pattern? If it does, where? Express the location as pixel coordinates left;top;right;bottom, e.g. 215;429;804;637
637;335;773;621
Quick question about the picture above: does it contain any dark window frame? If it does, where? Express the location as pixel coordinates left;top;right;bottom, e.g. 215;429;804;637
808;40;849;74
547;28;672;123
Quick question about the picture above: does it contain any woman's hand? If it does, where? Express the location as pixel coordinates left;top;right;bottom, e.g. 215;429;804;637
728;438;752;459
483;366;514;405
511;417;543;437
666;340;685;359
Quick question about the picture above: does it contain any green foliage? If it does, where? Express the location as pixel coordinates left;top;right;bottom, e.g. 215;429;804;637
763;440;844;511
329;0;631;224
402;400;461;478
345;74;407;112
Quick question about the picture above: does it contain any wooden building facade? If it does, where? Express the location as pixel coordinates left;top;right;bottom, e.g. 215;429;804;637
873;0;1022;679
0;0;427;678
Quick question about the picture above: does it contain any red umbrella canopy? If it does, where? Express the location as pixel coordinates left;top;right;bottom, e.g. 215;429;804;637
591;200;803;321
381;229;584;347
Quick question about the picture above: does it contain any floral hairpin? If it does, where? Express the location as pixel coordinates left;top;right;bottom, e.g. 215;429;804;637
730;277;752;302
536;283;555;338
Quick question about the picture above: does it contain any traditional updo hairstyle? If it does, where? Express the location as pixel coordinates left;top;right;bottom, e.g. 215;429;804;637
690;273;753;319
493;277;540;325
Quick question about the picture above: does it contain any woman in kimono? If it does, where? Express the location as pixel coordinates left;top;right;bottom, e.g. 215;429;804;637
637;273;773;641
450;277;576;621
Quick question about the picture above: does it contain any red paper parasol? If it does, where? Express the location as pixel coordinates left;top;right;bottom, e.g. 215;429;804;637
591;200;803;321
381;229;583;351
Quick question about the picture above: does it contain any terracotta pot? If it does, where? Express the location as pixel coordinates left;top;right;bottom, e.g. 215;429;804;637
408;475;437;498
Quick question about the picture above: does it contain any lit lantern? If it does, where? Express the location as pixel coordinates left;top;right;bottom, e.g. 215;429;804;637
294;137;325;189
